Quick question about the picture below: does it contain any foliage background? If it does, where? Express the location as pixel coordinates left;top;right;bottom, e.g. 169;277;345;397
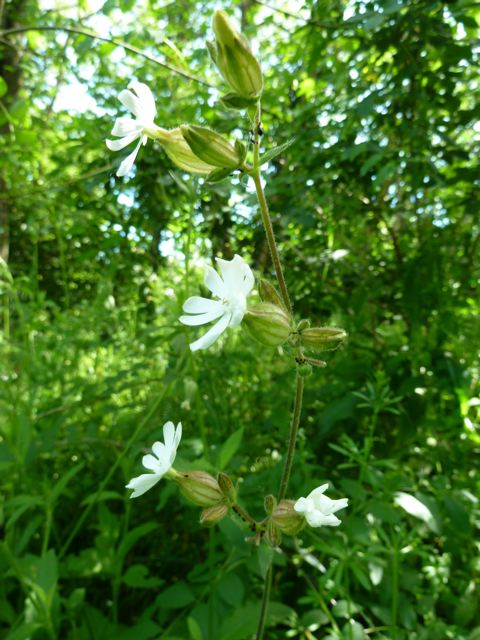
1;0;479;638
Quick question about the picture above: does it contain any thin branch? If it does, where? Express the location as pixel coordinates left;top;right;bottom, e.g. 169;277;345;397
0;25;213;87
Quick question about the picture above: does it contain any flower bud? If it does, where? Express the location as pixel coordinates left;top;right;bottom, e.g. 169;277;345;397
300;327;347;352
175;471;224;507
258;280;287;311
296;319;310;332
180;125;243;169
200;504;229;527
243;302;292;347
210;10;263;100
264;494;277;515
297;362;313;378
217;472;236;503
161;128;217;175
264;520;282;547
271;499;305;536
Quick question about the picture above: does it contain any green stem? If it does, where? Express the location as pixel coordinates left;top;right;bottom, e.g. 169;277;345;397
232;502;257;527
255;565;272;640
252;106;292;315
278;373;304;501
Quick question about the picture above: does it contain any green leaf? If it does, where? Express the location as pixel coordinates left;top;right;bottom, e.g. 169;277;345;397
122;564;164;588
50;462;84;503
187;616;203;640
217;571;245;607
360;152;384;176
217;427;243;469
257;543;274;580
0;77;7;97
15;131;37;147
259;138;295;166
117;523;158;562
341;620;366;640
156;581;195;608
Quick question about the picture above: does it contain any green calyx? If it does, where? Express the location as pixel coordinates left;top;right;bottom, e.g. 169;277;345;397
181;125;243;169
244;302;293;347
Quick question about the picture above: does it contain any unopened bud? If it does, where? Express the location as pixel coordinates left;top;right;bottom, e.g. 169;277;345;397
271;499;305;536
297;362;313;378
264;494;277;515
181;125;243;169
162;128;217;175
258;280;287;311
175;471;224;507
296;319;311;332
217;472;236;503
200;504;229;527
265;520;282;547
243;302;292;347
211;10;263;100
300;327;347;352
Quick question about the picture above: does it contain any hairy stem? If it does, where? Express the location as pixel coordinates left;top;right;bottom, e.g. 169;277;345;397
278;372;304;501
252;106;292;315
255;565;272;640
232;502;257;527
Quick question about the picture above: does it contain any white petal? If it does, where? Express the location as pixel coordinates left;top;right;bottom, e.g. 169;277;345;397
180;306;226;326
118;88;143;118
128;81;156;121
142;453;166;473
106;131;140;151
174;423;182;450
306;511;341;527
116;138;143;177
294;496;313;515
228;300;247;328
308;484;329;500
183;296;223;314
111;116;143;137
189;312;231;352
330;498;349;514
151;441;167;462
162;421;175;452
204;265;227;299
126;473;162;498
216;255;254;298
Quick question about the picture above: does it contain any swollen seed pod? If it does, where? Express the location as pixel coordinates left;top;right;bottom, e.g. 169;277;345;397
243;302;292;347
180;125;243;169
161;128;217;175
175;471;225;507
300;327;347;352
271;500;305;536
200;504;229;527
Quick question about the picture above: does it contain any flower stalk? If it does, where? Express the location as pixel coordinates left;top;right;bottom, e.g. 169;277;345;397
251;105;293;316
250;103;306;640
277;373;305;502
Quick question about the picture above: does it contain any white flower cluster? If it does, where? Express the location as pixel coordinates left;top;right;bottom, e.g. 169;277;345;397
110;83;349;529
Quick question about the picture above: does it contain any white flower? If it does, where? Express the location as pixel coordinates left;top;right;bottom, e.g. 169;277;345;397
106;80;161;177
294;483;348;527
126;421;182;498
179;254;254;352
